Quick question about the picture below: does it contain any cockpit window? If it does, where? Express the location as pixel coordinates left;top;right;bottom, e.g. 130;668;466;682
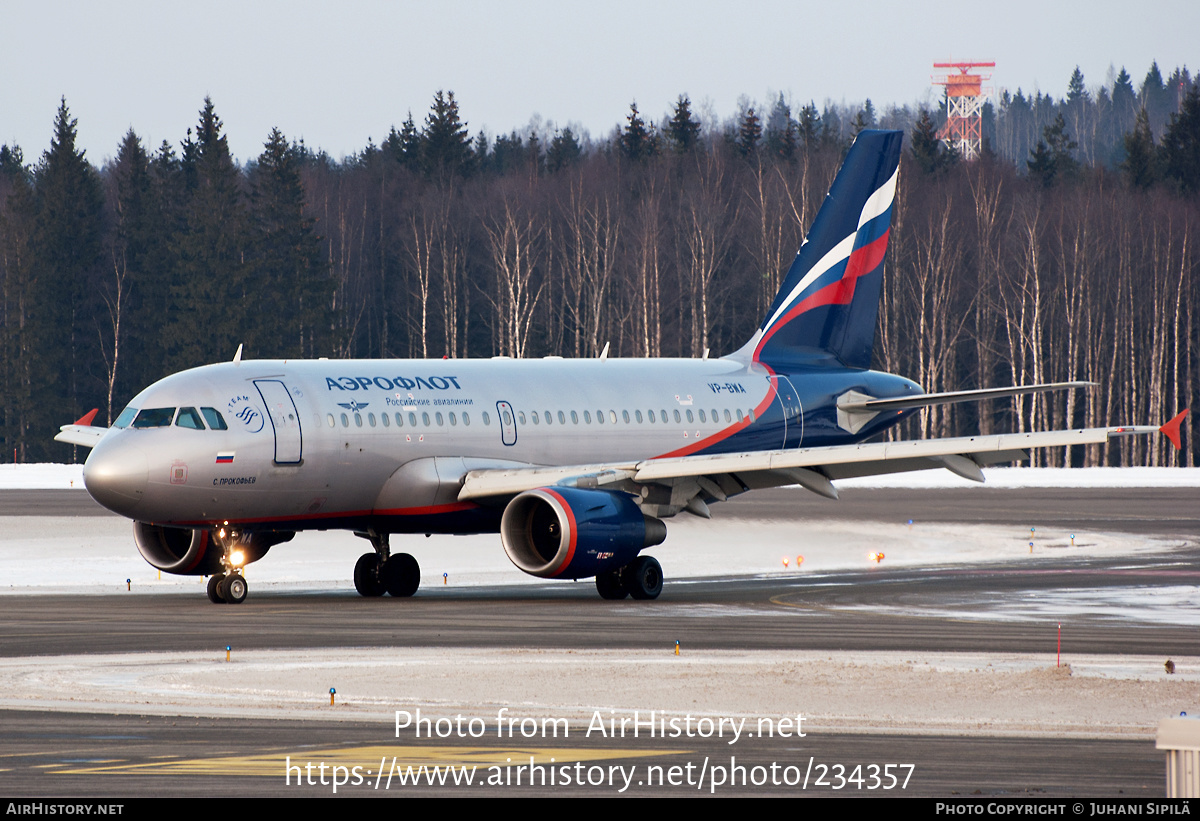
113;406;137;429
131;408;176;428
200;407;228;430
175;407;205;430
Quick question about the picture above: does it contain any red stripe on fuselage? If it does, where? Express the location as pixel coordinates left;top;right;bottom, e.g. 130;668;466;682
173;501;480;528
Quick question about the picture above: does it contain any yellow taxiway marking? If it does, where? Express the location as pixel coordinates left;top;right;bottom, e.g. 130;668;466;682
54;745;686;776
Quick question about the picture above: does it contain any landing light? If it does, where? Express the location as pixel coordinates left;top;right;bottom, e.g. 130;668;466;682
230;549;246;568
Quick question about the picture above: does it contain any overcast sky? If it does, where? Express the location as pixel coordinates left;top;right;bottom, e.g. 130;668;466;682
3;0;1196;166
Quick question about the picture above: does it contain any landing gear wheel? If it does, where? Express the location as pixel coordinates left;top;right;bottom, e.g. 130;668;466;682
207;574;226;604
595;570;628;600
381;553;420;597
224;574;248;604
354;553;386;597
626;556;663;600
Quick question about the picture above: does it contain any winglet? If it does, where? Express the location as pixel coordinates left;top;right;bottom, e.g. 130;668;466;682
74;408;99;427
1160;409;1189;450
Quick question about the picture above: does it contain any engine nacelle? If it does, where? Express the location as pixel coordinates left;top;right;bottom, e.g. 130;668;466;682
132;522;291;576
500;487;667;580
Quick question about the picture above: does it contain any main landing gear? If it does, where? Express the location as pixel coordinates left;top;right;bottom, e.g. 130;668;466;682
354;532;420;598
207;526;249;604
595;555;663;601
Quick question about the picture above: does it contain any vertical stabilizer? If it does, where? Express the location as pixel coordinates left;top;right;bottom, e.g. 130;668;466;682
739;130;903;369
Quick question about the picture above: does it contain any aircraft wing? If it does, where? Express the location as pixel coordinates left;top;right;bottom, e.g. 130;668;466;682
458;423;1168;506
54;409;106;448
54;424;108;448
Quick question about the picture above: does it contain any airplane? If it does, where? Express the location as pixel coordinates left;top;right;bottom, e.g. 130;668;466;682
55;130;1187;605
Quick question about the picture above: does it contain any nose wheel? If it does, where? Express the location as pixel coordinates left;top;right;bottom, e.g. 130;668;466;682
206;572;248;604
206;526;250;604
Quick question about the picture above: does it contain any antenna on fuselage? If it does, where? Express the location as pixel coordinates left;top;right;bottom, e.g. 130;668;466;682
598;341;610;361
232;344;243;365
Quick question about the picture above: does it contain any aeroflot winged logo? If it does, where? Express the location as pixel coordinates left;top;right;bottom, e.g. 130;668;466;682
338;401;370;412
227;395;265;433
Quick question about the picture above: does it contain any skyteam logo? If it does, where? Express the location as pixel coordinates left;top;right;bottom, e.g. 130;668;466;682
338;400;370;412
227;395;265;433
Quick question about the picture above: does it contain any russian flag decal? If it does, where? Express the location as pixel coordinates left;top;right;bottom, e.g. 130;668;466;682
216;452;235;464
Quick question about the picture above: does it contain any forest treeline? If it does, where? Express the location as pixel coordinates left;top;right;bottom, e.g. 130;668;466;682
1;62;1199;465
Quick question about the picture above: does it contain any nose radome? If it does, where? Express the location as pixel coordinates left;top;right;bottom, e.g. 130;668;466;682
83;437;148;516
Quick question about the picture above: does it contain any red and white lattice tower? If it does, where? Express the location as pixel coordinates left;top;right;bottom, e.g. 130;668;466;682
932;61;994;160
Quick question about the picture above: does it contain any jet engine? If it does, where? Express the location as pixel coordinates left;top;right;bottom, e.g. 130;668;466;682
132;522;291;575
500;487;666;580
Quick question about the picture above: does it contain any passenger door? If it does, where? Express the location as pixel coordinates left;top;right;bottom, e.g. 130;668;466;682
254;379;303;464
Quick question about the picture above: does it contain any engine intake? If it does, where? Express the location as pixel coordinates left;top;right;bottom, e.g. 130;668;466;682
500;487;666;579
133;522;291;575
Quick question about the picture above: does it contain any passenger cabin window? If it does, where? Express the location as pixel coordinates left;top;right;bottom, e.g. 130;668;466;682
113;406;137;428
327;414;336;428
175;407;205;430
132;408;175;428
483;412;491;425
463;413;471;426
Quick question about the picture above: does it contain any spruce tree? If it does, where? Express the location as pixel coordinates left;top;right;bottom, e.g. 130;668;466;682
1161;82;1200;195
167;97;248;368
667;95;701;154
621;102;653;161
31;99;105;456
250;128;330;357
736;107;762;156
422;91;472;179
547;128;582;172
1122;108;1158;189
0;144;37;460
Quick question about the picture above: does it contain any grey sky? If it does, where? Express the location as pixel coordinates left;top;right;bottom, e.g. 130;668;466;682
3;0;1196;166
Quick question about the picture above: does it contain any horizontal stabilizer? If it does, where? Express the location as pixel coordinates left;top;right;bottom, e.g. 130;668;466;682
837;381;1096;414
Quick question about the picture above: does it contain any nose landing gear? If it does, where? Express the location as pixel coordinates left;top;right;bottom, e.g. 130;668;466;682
206;526;250;604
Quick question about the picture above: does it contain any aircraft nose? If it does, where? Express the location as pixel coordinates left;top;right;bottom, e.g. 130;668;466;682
83;437;148;516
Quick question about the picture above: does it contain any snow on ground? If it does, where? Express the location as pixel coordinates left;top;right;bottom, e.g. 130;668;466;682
0;647;1193;738
0;513;1185;596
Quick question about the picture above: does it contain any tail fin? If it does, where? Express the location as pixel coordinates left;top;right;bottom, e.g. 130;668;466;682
739;129;903;369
